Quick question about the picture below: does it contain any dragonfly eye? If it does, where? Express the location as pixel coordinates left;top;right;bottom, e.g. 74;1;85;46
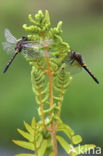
22;36;28;41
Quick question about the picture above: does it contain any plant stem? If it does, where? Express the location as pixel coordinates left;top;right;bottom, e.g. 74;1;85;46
42;33;58;156
45;46;58;156
51;124;58;156
38;85;51;132
36;61;48;73
34;124;38;156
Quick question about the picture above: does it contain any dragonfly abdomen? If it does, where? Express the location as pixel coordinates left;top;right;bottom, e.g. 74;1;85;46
3;53;18;73
82;64;99;84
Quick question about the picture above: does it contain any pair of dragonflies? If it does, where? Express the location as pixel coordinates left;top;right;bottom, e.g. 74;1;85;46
2;29;99;84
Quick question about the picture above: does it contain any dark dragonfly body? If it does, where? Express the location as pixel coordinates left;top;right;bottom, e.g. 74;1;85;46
15;36;28;52
3;52;18;73
2;29;53;73
2;29;98;84
3;36;28;73
69;51;99;84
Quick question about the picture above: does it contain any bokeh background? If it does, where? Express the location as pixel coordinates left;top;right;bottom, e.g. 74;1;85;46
0;0;103;155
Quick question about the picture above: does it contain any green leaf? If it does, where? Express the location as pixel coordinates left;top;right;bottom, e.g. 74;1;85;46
56;136;71;154
16;154;35;156
32;87;39;96
72;135;82;145
35;10;44;21
49;152;54;156
24;121;34;136
41;84;49;95
31;117;36;129
17;129;33;142
13;140;34;151
28;14;37;26
42;93;49;103
38;139;47;156
57;123;74;139
45;10;50;26
36;134;43;148
72;144;96;156
57;21;63;34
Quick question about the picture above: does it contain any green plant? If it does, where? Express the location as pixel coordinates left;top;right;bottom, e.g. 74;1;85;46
13;10;96;156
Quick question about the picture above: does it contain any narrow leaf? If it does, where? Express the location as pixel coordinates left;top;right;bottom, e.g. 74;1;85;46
38;139;47;156
56;136;71;154
45;10;50;25
17;129;33;142
24;121;34;136
36;134;43;148
42;93;49;103
72;135;82;145
41;85;49;95
28;14;37;25
16;154;35;156
49;152;54;156
57;123;74;139
13;140;34;151
31;117;36;129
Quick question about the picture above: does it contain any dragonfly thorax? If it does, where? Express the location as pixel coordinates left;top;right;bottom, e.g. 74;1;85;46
70;50;84;66
15;36;28;53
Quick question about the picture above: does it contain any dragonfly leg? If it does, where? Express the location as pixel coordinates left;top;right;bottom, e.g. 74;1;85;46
70;59;75;65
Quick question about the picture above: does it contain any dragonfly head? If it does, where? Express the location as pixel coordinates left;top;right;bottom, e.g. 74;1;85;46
22;36;28;41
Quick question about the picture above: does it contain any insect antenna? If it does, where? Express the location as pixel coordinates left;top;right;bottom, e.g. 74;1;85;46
3;53;18;73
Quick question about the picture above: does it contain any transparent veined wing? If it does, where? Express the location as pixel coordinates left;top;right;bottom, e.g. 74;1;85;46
22;46;47;59
64;57;82;75
22;39;53;59
4;29;17;44
22;39;53;48
2;42;16;55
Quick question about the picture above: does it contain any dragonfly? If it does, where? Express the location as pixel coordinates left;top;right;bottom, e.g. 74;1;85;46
2;29;53;73
64;50;99;84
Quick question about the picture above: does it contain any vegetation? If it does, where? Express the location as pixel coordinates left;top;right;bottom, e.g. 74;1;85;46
12;10;96;156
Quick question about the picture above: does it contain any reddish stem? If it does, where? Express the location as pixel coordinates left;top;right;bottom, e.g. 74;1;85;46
41;32;58;156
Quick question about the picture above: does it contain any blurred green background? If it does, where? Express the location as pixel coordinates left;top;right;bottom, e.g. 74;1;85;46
0;0;103;155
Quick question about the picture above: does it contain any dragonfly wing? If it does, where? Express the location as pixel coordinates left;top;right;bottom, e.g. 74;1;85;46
22;39;53;59
2;42;15;55
23;39;53;48
21;39;53;59
23;42;42;48
69;61;82;75
65;59;82;75
4;29;17;44
23;39;53;47
22;47;46;59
